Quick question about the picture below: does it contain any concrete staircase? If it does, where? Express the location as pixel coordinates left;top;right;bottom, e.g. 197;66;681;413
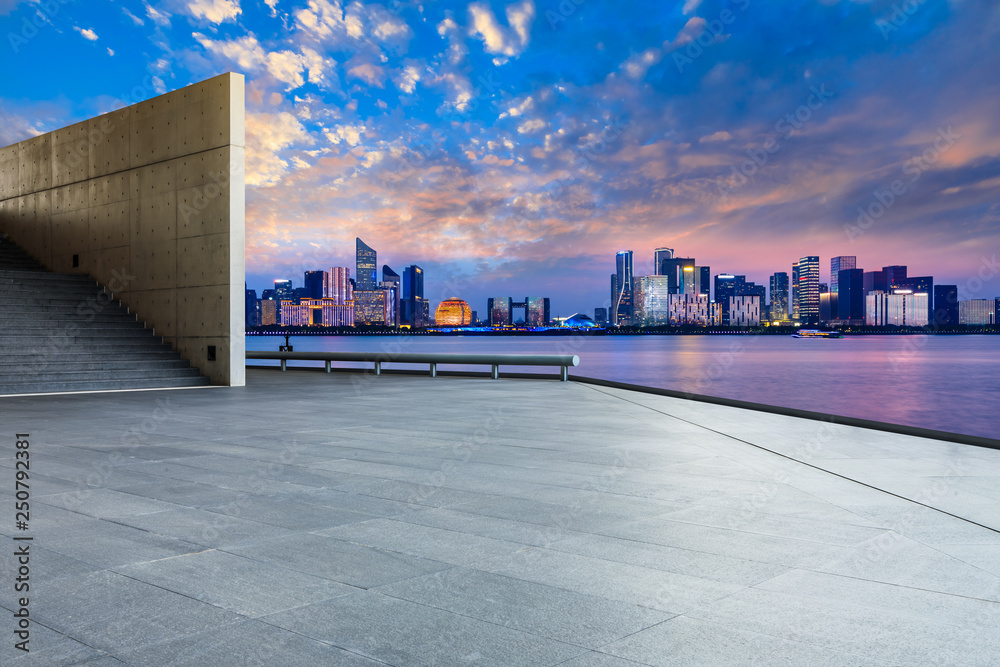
0;234;210;394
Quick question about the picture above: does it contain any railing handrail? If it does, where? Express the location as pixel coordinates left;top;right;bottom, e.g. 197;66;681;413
246;351;579;381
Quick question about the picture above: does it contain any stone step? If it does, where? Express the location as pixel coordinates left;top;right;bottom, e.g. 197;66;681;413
0;375;211;394
0;358;193;371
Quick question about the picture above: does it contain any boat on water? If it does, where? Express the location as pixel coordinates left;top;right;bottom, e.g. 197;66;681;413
792;329;843;338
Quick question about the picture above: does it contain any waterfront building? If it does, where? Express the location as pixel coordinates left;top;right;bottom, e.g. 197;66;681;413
354;290;388;325
729;295;761;327
382;265;401;328
525;297;550;326
278;299;353;327
959;299;995;325
488;297;513;326
324;267;352;304
304;271;325;299
613;251;634;325
666;293;714;326
883;265;907;287
633;276;672;326
933;285;959;327
819;292;838;323
769;272;790;322
260;299;277;325
355;238;378;291
379;281;399;328
893;276;934;306
435;298;473;326
793;256;820;324
594;307;608;327
402;265;425;328
714;274;739;325
653;247;674;275
659;256;696;293
830;256;856;296
866;291;930;326
245;286;259;328
863;270;888;296
696;266;711;297
273;279;294;322
837;268;865;322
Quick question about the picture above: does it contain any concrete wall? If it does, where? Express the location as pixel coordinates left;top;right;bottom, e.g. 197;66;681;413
0;73;245;386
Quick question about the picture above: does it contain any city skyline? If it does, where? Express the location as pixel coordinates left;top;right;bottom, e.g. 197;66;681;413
2;1;999;315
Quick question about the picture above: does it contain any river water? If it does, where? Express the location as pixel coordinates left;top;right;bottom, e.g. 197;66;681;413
246;334;999;440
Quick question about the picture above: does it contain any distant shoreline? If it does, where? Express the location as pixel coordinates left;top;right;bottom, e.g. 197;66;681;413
246;327;999;336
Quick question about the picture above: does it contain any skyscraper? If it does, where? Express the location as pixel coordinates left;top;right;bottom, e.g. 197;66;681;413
274;279;294;323
303;271;325;299
933;285;959;327
883;265;907;287
837;268;865;322
382;265;401;328
633;276;672;326
324;267;352;304
355;237;377;291
245;285;259;328
769;272;789;322
488;297;513;326
830;256;856;296
613;250;633;325
402;265;425;327
653;247;674;275
714;275;739;325
659;257;696;293
793;256;820;324
525;297;550;326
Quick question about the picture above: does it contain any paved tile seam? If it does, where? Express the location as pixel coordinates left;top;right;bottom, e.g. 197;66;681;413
578;383;1000;536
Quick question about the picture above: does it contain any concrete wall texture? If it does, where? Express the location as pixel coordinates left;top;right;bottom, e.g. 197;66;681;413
0;72;246;386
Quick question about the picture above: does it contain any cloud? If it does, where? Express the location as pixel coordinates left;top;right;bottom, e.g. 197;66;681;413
395;64;421;94
185;0;241;23
517;118;546;134
437;15;467;65
122;7;145;25
294;0;411;49
265;50;307;90
107;47;115;57
194;32;266;70
621;48;662;80
682;0;702;16
324;124;366;147
499;96;533;119
246;111;314;187
347;62;386;87
700;131;732;143
74;27;99;41
468;0;535;57
144;1;172;27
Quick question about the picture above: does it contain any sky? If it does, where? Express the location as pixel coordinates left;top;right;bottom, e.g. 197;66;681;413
1;0;999;317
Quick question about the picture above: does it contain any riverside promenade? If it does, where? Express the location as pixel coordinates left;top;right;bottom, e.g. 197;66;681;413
2;368;999;665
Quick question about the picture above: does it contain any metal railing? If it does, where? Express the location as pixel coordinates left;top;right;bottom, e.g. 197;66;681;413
246;351;580;381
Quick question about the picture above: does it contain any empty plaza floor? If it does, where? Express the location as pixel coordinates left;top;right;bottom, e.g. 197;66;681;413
1;368;999;666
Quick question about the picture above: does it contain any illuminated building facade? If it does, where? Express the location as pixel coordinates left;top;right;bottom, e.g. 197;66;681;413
793;256;820;324
435;298;473;326
402;265;425;328
830;256;856;296
612;250;634;325
653;247;674;275
667;293;714;326
633;276;672;325
382;266;401;328
260;299;277;326
769;272;789;322
488;297;513;326
324;267;352;304
729;295;761;327
355;237;378;291
525;297;550;326
279;299;354;327
866;291;930;326
959;299;995;325
594;307;608;326
354;290;389;325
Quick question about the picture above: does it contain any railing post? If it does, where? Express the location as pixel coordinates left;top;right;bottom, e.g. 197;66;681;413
375;360;381;376
430;363;436;378
561;365;568;382
492;364;499;380
280;359;286;372
325;360;331;373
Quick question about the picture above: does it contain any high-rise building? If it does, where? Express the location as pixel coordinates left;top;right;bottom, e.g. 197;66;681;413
819;292;838;323
382;265;401;328
304;271;325;299
355;237;377;291
830;256;856;296
932;285;959;327
279;299;353;327
273;279;294;322
488;297;513;326
245;285;259;328
613;251;633;325
793;256;820;324
959;299;995;325
402;265;425;328
435;299;472;326
260;299;277;326
659;257;696;293
666;294;715;326
653;247;674;275
893;275;933;303
379;280;399;328
837;268;865;322
714;274;739;325
633;276;672;326
354;290;388;325
594;307;608;327
525;297;550;326
324;267;352;304
696;266;711;297
729;295;761;327
863;270;888;296
883;265;907;287
769;272;790;322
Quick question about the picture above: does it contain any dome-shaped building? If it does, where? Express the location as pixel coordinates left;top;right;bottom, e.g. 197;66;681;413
435;298;473;326
560;313;600;328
